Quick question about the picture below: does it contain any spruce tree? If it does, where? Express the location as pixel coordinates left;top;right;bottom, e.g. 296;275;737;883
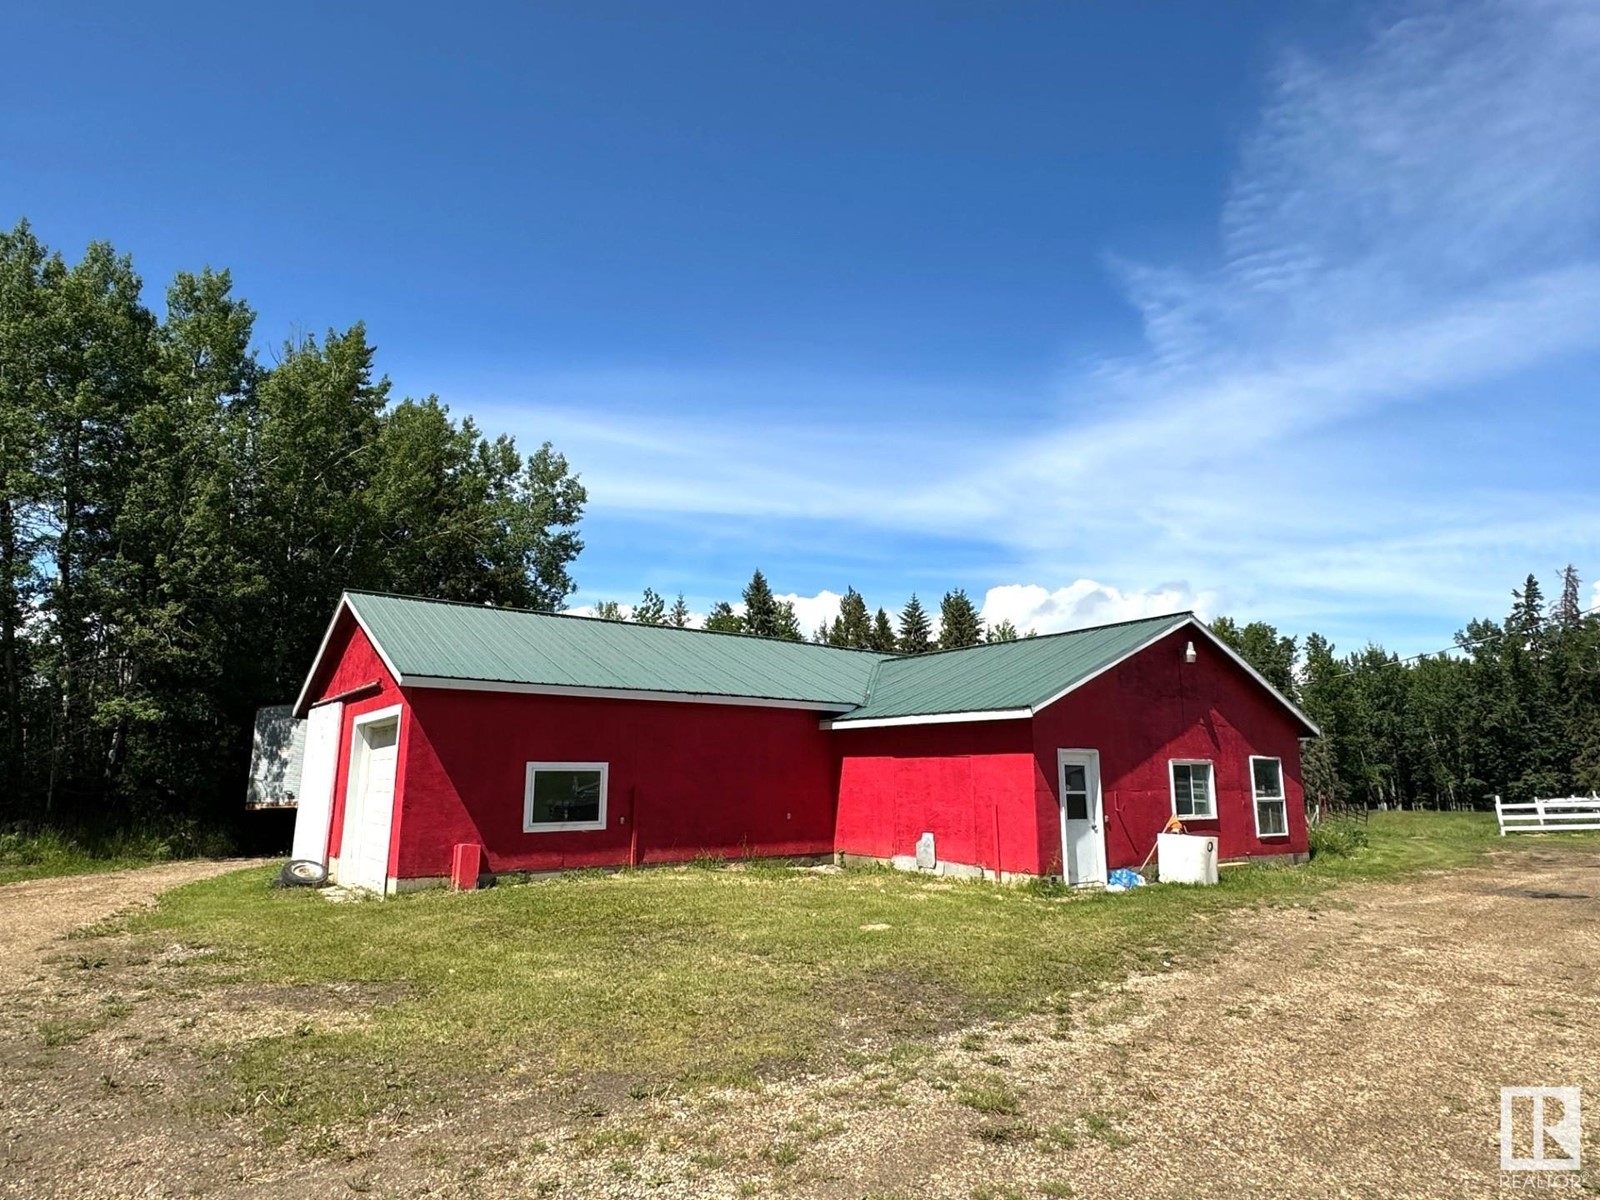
1509;573;1545;647
668;592;691;628
830;587;872;649
938;589;983;649
741;569;779;639
870;608;897;653
898;594;933;653
1556;565;1583;627
774;600;804;642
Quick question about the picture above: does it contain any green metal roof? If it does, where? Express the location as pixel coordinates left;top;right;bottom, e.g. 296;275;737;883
343;591;888;709
308;594;1313;733
833;612;1191;722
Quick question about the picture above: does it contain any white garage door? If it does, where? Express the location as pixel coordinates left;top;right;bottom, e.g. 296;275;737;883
337;715;400;894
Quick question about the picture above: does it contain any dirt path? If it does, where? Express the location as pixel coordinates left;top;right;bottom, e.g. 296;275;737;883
1;849;1596;1198
0;860;267;989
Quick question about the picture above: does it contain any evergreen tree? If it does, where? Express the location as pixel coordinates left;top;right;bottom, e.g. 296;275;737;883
774;600;804;642
1508;574;1546;649
870;608;897;653
987;619;1020;643
668;593;691;628
741;569;780;639
898;594;933;653
828;587;872;649
634;587;666;625
705;601;743;634
1556;565;1583;627
938;589;983;649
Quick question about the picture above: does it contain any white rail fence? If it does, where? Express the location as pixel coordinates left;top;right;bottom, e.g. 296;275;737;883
1495;794;1600;835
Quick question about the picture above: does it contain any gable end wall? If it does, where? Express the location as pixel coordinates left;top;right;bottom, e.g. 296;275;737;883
1029;625;1308;871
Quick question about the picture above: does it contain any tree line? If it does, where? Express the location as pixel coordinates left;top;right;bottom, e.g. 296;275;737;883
0;221;586;833
7;220;1588;833
1211;568;1600;808
604;565;1600;809
591;569;1032;652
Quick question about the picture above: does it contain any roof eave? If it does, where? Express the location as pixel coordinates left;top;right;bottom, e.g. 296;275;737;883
821;614;1322;737
822;707;1032;731
404;675;860;713
290;594;407;718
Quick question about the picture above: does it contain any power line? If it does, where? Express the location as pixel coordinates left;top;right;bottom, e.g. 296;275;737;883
1312;599;1600;681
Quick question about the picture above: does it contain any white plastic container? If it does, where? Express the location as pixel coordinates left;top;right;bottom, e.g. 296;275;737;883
1157;832;1219;885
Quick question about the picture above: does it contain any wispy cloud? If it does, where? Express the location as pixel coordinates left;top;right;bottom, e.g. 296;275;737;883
475;0;1600;649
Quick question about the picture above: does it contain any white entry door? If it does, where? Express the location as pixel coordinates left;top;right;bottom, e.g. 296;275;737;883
337;712;400;893
1057;750;1106;886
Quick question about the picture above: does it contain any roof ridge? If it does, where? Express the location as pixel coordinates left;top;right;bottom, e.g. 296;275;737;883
888;610;1194;661
343;589;897;658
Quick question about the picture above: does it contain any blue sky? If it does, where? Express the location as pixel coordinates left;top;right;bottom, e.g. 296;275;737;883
6;1;1599;653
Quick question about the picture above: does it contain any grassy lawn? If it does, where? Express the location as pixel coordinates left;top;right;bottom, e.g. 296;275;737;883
0;825;224;886
99;809;1562;1139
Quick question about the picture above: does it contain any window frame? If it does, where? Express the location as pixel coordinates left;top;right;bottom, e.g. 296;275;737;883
523;761;609;833
1250;755;1288;839
1168;759;1217;820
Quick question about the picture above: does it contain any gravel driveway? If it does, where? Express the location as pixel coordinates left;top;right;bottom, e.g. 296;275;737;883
1;849;1596;1198
0;860;267;989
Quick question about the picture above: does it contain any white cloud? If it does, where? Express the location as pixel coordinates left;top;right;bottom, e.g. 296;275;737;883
980;582;1219;637
477;0;1600;651
775;590;843;638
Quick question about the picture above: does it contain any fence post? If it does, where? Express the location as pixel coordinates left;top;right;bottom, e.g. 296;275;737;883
1495;794;1504;836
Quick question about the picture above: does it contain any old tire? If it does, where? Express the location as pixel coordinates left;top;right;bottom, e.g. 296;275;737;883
279;859;329;888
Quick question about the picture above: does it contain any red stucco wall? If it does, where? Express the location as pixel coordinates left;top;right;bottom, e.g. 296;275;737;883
832;721;1038;875
394;688;839;878
1028;627;1309;870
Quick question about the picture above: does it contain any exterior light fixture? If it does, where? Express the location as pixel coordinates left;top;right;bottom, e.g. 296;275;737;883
1184;640;1197;664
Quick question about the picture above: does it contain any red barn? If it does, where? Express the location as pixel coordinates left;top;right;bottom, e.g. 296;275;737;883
290;592;1317;893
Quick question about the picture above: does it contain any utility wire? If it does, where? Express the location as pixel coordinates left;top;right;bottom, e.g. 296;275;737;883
1310;599;1600;681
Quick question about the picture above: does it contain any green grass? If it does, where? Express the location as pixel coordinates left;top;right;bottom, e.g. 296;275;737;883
0;824;229;886
114;811;1589;1133
956;1077;1023;1116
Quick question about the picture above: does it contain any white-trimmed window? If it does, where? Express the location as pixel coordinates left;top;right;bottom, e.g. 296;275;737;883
1170;760;1215;819
524;762;608;832
1251;756;1288;838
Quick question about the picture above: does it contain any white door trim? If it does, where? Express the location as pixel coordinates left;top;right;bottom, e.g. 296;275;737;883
1056;748;1107;886
336;705;403;894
